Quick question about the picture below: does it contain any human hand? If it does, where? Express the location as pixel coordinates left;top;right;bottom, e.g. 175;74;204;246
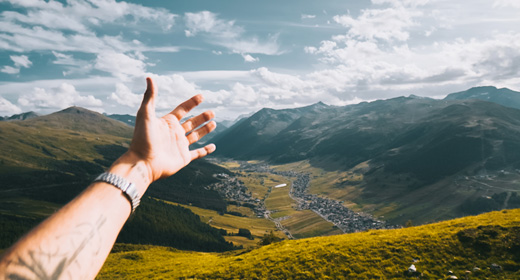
127;77;216;183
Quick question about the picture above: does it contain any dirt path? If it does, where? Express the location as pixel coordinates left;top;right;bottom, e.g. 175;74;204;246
503;191;512;209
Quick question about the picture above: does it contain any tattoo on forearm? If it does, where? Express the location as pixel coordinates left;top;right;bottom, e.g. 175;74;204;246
134;163;150;186
6;215;107;280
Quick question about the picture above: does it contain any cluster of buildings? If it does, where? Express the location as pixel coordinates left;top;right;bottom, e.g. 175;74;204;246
270;171;394;233
210;161;395;236
207;173;265;216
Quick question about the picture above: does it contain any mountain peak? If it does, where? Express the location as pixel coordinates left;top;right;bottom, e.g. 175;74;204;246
56;106;99;115
2;111;39;121
444;86;520;110
24;106;133;138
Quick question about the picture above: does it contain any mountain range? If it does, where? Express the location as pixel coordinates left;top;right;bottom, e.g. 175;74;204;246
2;85;520;243
212;86;520;224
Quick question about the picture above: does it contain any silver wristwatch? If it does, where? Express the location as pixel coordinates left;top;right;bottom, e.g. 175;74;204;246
94;172;140;213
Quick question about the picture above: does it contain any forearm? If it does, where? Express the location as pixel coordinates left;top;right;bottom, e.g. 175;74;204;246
0;152;151;280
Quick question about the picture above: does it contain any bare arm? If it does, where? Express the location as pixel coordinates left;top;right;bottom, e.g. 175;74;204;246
0;77;216;279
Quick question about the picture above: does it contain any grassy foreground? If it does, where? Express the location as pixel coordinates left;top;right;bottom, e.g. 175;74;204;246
98;209;520;279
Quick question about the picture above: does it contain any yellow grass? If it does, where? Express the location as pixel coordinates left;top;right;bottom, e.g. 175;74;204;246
98;209;520;279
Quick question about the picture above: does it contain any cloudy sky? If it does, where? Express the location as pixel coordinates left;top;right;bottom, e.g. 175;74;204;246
1;0;520;120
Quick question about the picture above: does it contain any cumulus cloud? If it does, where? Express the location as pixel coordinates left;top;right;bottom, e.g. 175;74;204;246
94;52;146;81
148;74;201;110
299;0;520;101
18;83;102;110
0;96;22;116
333;6;421;42
108;83;142;107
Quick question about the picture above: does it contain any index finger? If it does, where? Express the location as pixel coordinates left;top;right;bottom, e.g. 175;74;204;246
168;94;204;120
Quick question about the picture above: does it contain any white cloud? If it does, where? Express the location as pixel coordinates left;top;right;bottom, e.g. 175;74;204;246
0;96;22;116
303;32;520;97
301;14;316;20
242;54;259;63
1;65;19;74
333;6;421;42
10;54;32;68
148;73;201;110
0;1;180;54
18;83;102;110
371;0;430;8
229;83;259;106
493;0;520;8
1;54;32;74
108;83;142;107
184;11;281;55
94;52;146;81
2;0;177;33
51;51;92;76
184;11;242;38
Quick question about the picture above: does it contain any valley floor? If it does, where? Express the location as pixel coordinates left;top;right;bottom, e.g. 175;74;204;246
208;159;394;241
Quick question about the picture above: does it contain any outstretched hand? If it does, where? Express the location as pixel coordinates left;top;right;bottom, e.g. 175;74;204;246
128;77;216;182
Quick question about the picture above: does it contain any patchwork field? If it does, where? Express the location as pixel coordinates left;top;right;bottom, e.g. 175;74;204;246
165;202;284;248
216;159;347;238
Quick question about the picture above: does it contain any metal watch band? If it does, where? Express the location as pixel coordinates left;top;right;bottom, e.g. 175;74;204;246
94;172;140;213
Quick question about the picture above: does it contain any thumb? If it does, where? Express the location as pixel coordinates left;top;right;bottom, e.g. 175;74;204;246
139;77;156;116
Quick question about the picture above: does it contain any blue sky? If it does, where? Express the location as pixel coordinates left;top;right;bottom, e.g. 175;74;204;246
1;0;520;120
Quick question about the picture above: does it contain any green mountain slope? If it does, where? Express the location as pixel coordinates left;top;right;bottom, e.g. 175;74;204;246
98;208;520;279
0;107;232;251
212;102;329;158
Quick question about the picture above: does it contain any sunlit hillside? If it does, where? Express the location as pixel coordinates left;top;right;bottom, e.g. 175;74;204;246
98;208;520;279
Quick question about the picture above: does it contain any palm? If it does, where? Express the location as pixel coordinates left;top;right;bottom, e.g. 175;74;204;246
129;78;216;181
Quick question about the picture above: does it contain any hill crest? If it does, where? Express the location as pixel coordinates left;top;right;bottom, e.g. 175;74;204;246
19;106;133;138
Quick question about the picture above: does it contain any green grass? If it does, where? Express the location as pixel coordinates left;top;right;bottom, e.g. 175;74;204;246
0;197;60;218
0;121;130;171
281;210;343;238
164;202;284;248
264;185;295;213
98;208;520;279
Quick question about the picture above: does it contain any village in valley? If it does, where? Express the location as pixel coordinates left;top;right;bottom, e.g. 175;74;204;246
207;161;395;239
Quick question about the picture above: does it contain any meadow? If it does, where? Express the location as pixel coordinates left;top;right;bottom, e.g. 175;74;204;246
98;208;520;279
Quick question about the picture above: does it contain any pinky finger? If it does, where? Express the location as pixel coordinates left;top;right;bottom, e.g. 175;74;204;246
190;144;216;161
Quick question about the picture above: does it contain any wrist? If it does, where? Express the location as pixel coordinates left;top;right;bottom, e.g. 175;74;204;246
107;151;154;196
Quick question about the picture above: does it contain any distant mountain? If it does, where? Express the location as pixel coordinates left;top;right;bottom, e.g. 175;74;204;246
107;113;136;126
212;101;330;158
444;86;520;110
16;106;134;138
213;95;520;224
0;111;39;121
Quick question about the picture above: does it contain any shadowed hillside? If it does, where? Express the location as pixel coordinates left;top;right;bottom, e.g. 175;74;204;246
0;107;234;251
